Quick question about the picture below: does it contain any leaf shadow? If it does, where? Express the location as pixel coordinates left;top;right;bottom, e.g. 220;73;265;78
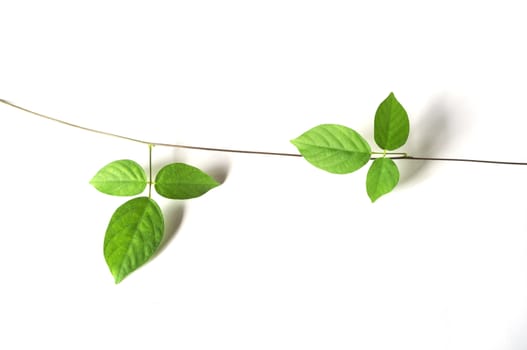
150;148;231;185
154;201;186;258
149;149;230;258
204;159;231;185
397;95;462;185
148;149;188;176
511;318;527;350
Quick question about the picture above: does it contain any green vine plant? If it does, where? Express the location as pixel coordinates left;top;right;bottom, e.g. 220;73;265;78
89;147;219;283
292;92;409;202
2;93;527;283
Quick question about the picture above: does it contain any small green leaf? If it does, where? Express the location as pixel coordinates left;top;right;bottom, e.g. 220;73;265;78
291;124;371;174
155;163;219;199
366;157;400;202
104;197;164;284
374;92;410;150
90;160;147;196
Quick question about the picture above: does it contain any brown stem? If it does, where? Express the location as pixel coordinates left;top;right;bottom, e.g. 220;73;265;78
2;98;527;165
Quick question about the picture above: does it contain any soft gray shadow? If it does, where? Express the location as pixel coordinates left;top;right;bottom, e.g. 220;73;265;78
511;335;527;350
154;201;186;258
397;95;457;185
148;149;187;176
204;159;231;185
148;150;230;257
509;316;527;350
149;149;230;185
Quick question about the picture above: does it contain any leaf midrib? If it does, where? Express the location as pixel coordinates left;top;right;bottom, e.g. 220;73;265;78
107;200;152;281
293;141;369;154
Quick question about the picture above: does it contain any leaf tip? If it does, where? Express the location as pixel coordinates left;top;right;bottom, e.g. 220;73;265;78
211;179;221;188
290;137;299;147
367;186;382;203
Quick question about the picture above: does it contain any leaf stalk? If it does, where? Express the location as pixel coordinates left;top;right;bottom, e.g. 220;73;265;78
148;144;153;198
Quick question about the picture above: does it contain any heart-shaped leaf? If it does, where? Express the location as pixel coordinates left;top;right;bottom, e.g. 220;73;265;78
155;163;219;199
291;124;371;174
104;197;164;283
90;160;147;196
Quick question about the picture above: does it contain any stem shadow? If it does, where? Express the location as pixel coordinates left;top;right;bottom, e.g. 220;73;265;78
397;94;463;185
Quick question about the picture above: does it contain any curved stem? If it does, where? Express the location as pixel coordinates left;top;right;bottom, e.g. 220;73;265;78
0;99;301;157
2;98;527;166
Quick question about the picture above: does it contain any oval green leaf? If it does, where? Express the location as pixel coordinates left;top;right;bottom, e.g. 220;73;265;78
155;163;220;200
104;197;164;284
366;157;400;202
90;160;147;196
291;124;371;174
374;92;410;150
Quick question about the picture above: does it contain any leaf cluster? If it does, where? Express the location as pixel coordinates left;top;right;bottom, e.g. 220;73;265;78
90;92;407;283
291;92;409;202
91;159;219;283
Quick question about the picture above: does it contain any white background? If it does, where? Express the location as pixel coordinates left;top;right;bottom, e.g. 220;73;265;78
1;1;527;349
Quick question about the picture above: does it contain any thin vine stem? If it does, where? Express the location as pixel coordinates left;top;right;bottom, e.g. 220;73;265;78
2;98;527;166
148;144;153;198
0;99;301;157
389;156;527;166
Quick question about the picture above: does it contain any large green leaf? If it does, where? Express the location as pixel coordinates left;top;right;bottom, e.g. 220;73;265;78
374;92;410;150
155;163;219;199
366;157;400;202
90;160;147;196
104;197;164;283
291;124;371;174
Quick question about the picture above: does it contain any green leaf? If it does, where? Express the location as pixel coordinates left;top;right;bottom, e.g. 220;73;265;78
291;124;371;174
155;163;219;199
366;157;400;202
374;92;410;150
104;197;164;283
90;160;147;196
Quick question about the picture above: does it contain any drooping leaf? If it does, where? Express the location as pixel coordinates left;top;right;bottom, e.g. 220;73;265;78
155;163;219;199
374;92;410;150
291;124;371;174
90;160;147;196
366;157;400;202
104;197;164;284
